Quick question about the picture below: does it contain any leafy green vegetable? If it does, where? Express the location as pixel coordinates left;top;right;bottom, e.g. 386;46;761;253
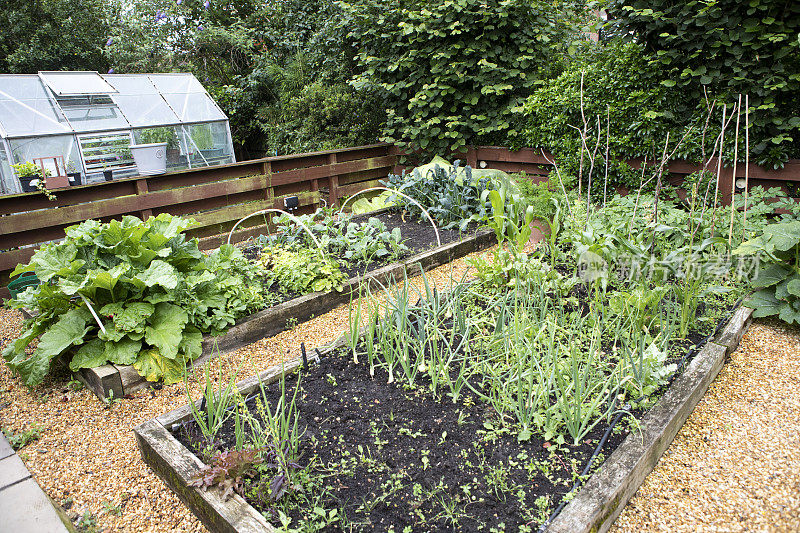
260;246;346;295
3;214;266;386
383;160;495;231
262;208;409;266
734;220;800;324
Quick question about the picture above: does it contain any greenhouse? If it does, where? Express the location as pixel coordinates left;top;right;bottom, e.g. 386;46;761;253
0;71;235;195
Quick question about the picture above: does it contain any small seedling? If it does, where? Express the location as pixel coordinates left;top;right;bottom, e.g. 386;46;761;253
2;424;43;450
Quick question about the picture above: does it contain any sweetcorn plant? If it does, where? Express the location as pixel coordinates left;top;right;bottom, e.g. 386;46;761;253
3;214;265;386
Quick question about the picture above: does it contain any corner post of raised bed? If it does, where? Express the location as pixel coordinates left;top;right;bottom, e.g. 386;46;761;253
134;179;152;220
327;153;340;207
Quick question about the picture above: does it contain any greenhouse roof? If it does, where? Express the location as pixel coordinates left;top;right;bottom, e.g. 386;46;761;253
0;72;227;139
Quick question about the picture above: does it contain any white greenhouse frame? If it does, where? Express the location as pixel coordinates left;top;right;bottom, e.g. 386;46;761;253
0;71;236;195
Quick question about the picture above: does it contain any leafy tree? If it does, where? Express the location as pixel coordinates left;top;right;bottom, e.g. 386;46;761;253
343;0;583;157
106;0;381;156
605;0;800;168
0;0;112;73
518;40;723;193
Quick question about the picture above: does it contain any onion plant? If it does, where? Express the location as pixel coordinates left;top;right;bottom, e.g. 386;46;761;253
251;370;304;462
186;364;240;445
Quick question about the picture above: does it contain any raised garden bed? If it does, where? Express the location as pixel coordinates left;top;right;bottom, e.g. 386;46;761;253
134;303;753;532
77;226;494;400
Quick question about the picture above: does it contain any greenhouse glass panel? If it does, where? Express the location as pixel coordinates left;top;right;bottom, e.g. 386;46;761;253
106;76;180;127
0;142;17;195
163;92;226;122
148;74;206;95
0;76;71;137
132;126;190;172
184;122;234;167
39;71;117;96
58;94;130;133
8;135;82;171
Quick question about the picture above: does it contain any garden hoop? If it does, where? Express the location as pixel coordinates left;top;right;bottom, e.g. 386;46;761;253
337;187;441;247
227;208;325;257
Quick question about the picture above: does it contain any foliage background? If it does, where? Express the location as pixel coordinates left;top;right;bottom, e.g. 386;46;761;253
1;0;799;171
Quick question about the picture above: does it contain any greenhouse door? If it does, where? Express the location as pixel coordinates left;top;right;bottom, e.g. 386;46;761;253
77;131;137;182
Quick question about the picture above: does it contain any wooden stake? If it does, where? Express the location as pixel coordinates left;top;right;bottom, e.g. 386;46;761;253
728;95;742;248
711;104;728;235
603;105;610;208
742;95;751;242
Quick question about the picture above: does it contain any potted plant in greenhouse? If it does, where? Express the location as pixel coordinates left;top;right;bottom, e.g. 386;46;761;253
11;162;50;193
66;160;82;186
131;128;172;176
191;124;222;159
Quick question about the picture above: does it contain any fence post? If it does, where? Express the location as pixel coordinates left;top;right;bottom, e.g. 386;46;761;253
327;153;339;207
465;146;478;169
135;179;152;220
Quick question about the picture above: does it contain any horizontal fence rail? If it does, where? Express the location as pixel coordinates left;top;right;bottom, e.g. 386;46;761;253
2;142;800;295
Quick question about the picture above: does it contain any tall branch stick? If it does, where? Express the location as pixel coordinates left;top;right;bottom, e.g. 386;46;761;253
710;103;730;235
603;105;610;208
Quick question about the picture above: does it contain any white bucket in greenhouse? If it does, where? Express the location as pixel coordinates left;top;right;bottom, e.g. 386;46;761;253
130;142;168;176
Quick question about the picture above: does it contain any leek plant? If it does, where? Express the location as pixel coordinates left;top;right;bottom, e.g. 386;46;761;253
186;364;240;445
552;307;623;446
252;370;304;461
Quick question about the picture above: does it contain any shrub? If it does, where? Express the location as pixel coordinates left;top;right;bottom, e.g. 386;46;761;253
3;215;265;386
606;0;800;168
344;0;576;156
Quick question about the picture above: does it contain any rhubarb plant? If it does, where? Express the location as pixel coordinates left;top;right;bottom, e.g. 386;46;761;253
3;214;266;386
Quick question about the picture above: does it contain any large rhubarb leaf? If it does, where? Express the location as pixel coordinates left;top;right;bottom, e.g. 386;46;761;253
114;302;154;333
104;338;142;366
145;303;188;359
69;339;107;371
133;348;187;384
179;325;203;361
135;260;179;291
12;308;93;386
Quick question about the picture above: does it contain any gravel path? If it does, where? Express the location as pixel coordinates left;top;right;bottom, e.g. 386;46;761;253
2;248;799;532
0;248;489;532
612;319;800;533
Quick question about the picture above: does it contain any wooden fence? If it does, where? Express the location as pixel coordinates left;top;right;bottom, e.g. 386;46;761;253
0;143;397;292
464;146;800;205
3;142;800;295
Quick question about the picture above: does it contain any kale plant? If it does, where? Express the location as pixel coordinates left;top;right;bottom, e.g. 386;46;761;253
383;161;495;231
3;214;266;386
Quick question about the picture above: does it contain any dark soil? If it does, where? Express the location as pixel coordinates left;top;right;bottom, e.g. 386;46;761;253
178;348;629;532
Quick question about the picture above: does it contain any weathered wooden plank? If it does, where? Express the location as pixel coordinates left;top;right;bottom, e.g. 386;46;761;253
190;191;319;229
0;248;36;274
338;179;384;198
134;420;275;533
